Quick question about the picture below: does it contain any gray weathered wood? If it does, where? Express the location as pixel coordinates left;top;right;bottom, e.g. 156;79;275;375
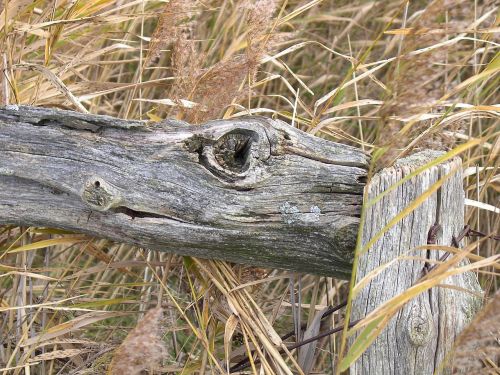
0;105;369;278
351;151;482;374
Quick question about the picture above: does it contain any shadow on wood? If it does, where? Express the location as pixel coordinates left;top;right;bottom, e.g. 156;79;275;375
0;105;369;278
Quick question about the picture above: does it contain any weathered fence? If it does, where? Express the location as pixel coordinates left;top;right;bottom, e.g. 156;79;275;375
0;106;485;373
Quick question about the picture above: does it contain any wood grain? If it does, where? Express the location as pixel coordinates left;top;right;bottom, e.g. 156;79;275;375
0;105;369;277
351;151;482;374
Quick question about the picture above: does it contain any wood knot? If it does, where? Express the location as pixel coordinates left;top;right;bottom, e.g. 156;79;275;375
81;177;121;211
407;304;433;346
213;130;255;173
185;126;269;186
213;129;259;173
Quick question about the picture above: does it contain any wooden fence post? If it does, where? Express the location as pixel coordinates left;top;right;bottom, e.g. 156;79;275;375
351;151;482;374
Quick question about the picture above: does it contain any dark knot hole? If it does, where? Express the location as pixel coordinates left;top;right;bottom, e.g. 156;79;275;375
213;130;257;173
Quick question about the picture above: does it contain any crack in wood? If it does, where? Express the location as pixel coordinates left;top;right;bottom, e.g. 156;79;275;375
110;206;187;222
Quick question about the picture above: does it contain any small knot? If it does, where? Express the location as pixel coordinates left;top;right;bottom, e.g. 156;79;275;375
407;304;433;346
81;177;121;211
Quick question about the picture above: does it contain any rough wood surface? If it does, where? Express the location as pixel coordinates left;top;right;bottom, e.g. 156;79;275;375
0;105;369;277
351;151;482;374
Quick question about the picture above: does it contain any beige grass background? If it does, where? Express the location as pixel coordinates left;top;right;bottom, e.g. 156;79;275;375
0;0;498;374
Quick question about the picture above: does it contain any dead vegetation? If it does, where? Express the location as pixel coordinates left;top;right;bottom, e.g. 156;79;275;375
0;0;498;374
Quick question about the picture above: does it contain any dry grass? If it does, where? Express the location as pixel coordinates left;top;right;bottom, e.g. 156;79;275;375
450;290;500;374
109;307;167;375
0;0;498;374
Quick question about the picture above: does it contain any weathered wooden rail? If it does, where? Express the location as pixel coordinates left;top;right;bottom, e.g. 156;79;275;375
0;105;368;278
